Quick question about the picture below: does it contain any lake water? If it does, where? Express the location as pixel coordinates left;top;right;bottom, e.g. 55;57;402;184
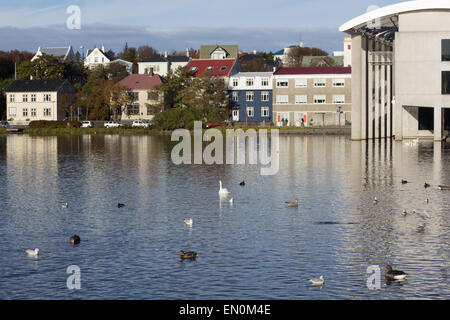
0;134;448;300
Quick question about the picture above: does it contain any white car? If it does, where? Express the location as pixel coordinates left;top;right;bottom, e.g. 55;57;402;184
132;120;150;128
81;121;93;128
104;121;122;128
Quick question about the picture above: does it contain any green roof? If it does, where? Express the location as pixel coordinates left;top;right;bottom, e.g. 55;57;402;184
301;56;344;67
199;45;238;59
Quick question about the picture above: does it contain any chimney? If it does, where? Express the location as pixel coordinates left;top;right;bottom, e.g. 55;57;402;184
186;48;189;58
253;49;257;55
164;51;168;58
101;44;105;52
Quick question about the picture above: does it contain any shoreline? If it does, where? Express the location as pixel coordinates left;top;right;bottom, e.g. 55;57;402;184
0;126;351;136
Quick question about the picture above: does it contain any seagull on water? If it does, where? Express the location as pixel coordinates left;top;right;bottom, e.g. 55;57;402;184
26;248;39;257
308;276;325;286
62;203;68;209
184;219;193;227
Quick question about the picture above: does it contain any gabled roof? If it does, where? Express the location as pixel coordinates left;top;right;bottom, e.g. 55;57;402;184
301;56;344;67
140;55;190;63
185;59;237;77
199;45;238;59
39;47;71;57
86;47;113;61
274;66;351;75
6;79;72;92
116;74;164;90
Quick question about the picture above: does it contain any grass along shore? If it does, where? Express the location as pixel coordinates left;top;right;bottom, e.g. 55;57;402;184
0;125;351;136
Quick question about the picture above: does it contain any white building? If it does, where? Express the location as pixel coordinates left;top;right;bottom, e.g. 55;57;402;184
84;46;113;69
31;46;75;62
5;79;76;125
138;52;190;77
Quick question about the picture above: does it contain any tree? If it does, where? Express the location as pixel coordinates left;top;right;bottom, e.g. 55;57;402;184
119;43;137;63
107;83;132;121
137;45;158;62
16;55;72;80
106;63;128;83
153;67;189;112
0;78;14;120
285;47;328;67
59;92;76;120
105;49;116;60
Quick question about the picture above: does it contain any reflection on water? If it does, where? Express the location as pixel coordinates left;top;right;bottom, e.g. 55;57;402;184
0;134;448;299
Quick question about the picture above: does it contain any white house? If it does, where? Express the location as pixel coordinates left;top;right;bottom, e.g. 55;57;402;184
138;52;190;77
84;46;113;69
31;46;75;62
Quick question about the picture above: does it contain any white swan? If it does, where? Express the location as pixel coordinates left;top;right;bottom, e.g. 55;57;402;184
26;248;39;257
218;180;230;196
184;219;193;227
62;203;68;209
309;276;324;286
229;198;233;204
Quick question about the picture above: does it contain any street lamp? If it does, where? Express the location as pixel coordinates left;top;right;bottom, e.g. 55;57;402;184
337;106;342;127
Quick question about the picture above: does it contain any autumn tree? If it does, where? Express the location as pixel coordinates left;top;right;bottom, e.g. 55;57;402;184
285;47;328;67
106;63;129;83
137;46;158;62
107;82;132;121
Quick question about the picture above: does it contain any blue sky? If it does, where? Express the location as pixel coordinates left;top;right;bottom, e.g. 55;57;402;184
0;0;404;54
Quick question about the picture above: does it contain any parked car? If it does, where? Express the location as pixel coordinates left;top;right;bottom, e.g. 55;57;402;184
205;122;221;128
81;121;93;128
104;121;122;128
0;121;9;128
132;120;150;128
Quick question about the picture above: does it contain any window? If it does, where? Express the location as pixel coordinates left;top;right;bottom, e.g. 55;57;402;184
314;95;326;104
333;79;345;87
9;94;14;103
31;108;36;117
442;40;450;61
9;107;16;116
22;94;28;102
276;95;288;104
232;78;238;87
95;57;98;63
246;78;254;86
44;94;51;102
127;103;140;115
44;108;51;116
295;95;307;104
246;91;254;102
314;79;326;87
31;94;36;102
22;108;28;117
130;92;139;102
261;78;269;86
261;107;270;117
333;95;345;104
418;107;434;130
246;107;254;117
295;79;307;88
206;66;213;71
147;91;158;101
189;66;198;72
442;71;450;94
220;66;227;71
261;91;270;102
276;80;288;88
232;91;239;102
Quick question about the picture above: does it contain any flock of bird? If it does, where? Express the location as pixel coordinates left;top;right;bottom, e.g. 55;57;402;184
26;177;444;288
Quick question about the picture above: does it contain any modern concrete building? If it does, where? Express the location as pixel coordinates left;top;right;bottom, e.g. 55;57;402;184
228;72;273;124
340;0;450;141
5;79;76;125
272;67;351;127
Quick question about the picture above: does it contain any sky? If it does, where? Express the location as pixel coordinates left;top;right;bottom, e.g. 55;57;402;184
0;0;404;55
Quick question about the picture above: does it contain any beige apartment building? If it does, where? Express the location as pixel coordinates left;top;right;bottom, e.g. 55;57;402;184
340;0;450;141
5;79;76;125
272;66;352;127
116;74;165;121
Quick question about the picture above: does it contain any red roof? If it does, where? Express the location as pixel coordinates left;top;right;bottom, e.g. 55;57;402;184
274;66;352;75
116;74;164;90
186;59;237;77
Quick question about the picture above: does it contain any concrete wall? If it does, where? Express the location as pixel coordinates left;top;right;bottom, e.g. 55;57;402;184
395;11;450;139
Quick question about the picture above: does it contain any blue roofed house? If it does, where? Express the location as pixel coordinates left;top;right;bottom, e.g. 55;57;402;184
228;72;273;124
